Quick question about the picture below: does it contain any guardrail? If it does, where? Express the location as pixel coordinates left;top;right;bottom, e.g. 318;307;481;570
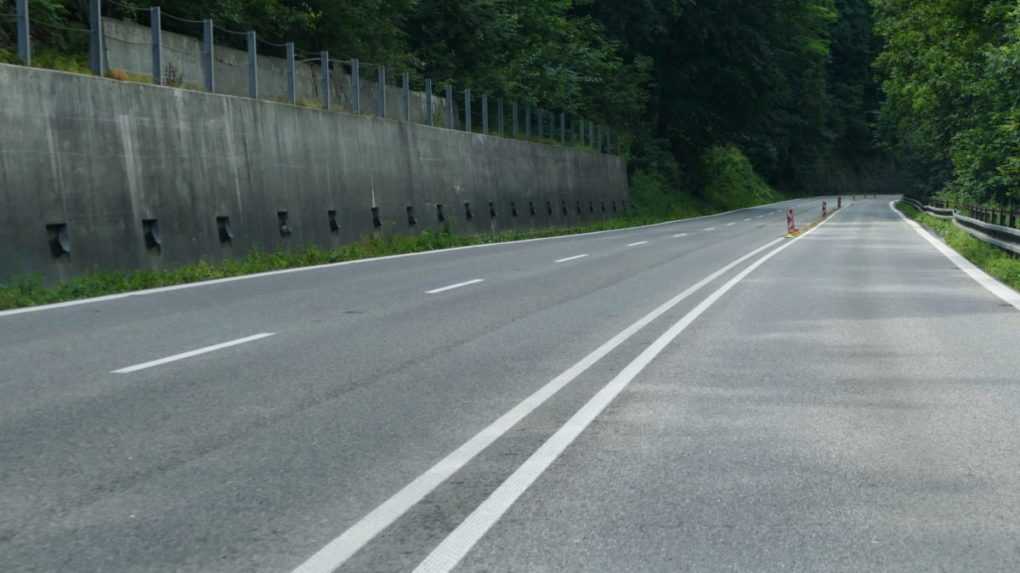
902;197;1020;256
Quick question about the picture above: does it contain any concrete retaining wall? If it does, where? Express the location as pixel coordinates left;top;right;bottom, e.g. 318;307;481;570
0;63;628;283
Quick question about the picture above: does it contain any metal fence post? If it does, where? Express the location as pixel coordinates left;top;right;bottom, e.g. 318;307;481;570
589;122;595;149
202;19;215;92
246;31;258;99
445;84;454;128
285;43;296;104
497;99;504;135
512;102;519;138
16;0;30;65
525;105;532;138
481;95;488;134
377;66;386;118
320;51;330;109
89;0;104;75
464;89;472;132
402;72;411;122
560;112;566;144
150;7;162;85
425;79;434;126
351;59;361;113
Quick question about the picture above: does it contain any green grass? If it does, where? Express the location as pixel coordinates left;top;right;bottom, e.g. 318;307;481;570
0;214;715;311
896;201;1020;292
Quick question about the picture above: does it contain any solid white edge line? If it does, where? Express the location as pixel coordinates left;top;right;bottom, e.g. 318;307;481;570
413;205;841;573
289;237;786;573
554;254;589;264
626;241;649;247
0;197;835;319
112;333;276;374
425;279;485;295
890;200;1020;311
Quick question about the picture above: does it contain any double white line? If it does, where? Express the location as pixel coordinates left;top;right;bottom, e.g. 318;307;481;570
294;214;836;573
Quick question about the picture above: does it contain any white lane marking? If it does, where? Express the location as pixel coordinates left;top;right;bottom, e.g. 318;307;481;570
672;233;688;238
726;222;736;227
289;238;785;573
627;241;649;247
426;279;485;295
413;206;841;573
112;333;276;374
555;254;589;264
704;227;717;232
744;218;752;222
890;201;1020;311
0;199;823;319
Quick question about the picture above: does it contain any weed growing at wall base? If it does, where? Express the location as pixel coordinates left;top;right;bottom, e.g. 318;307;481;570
0;216;688;310
896;201;1020;293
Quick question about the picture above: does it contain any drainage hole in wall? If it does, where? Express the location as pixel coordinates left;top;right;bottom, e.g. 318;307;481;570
328;210;340;233
464;202;473;221
277;211;292;237
142;218;162;252
436;203;446;223
217;216;233;244
46;223;70;258
406;205;417;227
372;206;382;229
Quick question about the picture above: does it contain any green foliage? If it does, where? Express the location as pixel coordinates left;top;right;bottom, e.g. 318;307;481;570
875;1;1020;209
896;201;1020;291
699;145;781;211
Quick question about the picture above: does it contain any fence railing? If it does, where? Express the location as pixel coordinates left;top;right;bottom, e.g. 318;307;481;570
904;197;1020;256
3;0;616;154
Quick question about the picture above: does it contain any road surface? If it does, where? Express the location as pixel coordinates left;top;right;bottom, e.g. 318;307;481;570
2;196;1019;572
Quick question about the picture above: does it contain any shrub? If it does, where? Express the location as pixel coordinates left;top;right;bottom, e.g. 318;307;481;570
700;144;779;211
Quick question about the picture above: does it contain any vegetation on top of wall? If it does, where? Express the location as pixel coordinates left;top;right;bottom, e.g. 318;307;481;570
1;0;895;213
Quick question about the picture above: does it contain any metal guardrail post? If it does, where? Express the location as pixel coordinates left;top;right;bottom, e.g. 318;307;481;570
425;79;433;126
247;31;258;99
89;0;104;75
402;72;411;122
464;89;472;132
351;59;361;113
560;113;566;144
377;66;386;118
320;51;331;110
525;105;531;138
202;20;215;92
497;99;504;135
150;7;162;85
16;0;30;65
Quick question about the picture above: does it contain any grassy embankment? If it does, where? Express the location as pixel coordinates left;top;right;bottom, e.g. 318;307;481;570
896;201;1020;292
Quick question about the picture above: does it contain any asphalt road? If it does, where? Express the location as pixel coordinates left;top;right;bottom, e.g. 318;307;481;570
3;196;1018;572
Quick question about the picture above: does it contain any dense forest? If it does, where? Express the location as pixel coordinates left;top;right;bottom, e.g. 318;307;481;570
2;0;1017;213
